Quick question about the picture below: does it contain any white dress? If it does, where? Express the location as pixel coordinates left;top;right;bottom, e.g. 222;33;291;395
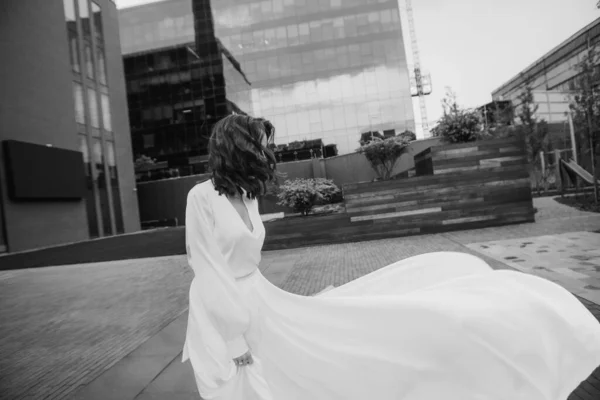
182;180;600;400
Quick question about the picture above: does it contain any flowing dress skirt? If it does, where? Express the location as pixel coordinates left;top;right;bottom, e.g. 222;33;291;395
190;252;600;400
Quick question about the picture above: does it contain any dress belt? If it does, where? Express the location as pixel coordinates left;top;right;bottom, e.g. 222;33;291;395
235;268;258;281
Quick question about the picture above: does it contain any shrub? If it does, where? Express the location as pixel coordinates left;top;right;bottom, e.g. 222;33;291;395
431;88;485;144
276;178;341;215
135;155;157;169
399;130;417;141
431;109;484;143
357;136;411;180
359;131;385;146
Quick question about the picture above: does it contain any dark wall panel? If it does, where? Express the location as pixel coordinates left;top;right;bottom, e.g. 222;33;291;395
3;140;85;200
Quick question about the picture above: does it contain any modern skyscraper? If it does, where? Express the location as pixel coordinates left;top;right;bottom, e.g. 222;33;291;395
0;0;139;252
120;0;252;179
119;0;414;177
212;0;415;154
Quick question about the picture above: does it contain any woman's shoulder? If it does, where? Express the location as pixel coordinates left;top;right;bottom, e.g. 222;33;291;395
188;178;216;201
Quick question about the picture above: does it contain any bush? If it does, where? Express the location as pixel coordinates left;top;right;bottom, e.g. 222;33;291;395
431;109;484;143
359;131;385;145
431;88;485;144
357;136;411;180
276;178;341;215
399;130;417;141
135;155;157;169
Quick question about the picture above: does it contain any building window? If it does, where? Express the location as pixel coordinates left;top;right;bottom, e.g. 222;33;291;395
97;46;107;85
84;41;94;78
92;137;113;235
79;134;99;237
91;2;103;41
92;139;103;171
78;134;89;166
106;141;115;174
78;0;90;34
63;0;121;238
77;0;89;18
62;0;80;73
68;32;81;73
105;141;124;234
143;134;155;149
73;83;85;124
87;87;99;128
100;93;112;131
63;0;76;21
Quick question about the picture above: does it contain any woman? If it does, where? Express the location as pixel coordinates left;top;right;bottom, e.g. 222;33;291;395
182;114;600;400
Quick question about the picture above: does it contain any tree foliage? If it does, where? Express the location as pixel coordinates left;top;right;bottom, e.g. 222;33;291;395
357;136;412;180
481;102;516;139
569;43;600;203
515;86;550;165
134;155;157;169
359;131;385;145
399;130;417;141
512;86;552;194
431;88;485;143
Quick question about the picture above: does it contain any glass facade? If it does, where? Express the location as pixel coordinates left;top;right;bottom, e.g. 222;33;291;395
120;0;414;178
62;0;124;237
122;0;252;179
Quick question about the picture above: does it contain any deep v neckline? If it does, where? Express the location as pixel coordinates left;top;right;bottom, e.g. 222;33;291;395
225;193;255;234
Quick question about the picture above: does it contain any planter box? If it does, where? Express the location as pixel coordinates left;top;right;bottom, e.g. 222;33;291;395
263;137;535;250
413;137;528;176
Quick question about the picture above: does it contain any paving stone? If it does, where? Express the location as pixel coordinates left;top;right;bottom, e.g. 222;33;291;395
1;197;599;399
466;231;600;306
0;256;193;400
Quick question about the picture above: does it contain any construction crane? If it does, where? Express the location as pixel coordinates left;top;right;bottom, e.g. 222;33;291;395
404;0;432;137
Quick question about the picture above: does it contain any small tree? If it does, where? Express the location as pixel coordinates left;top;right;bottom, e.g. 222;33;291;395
515;86;551;194
276;178;341;216
516;86;550;161
481;101;517;139
431;88;485;143
569;43;600;204
357;136;411;180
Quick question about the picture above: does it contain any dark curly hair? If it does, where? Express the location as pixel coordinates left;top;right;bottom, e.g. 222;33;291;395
208;114;277;199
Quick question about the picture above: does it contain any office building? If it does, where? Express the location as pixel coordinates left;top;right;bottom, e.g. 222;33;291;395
120;0;252;179
491;17;600;149
0;0;139;253
119;0;415;176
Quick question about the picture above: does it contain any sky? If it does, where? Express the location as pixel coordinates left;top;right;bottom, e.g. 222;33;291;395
405;0;599;130
117;0;600;135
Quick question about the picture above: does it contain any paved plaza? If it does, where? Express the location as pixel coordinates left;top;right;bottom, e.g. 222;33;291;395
0;197;599;399
468;231;600;304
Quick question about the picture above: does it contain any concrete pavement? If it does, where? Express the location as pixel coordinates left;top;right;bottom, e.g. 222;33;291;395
1;197;599;399
0;255;193;400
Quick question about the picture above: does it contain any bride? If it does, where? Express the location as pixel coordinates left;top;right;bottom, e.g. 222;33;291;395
182;114;600;400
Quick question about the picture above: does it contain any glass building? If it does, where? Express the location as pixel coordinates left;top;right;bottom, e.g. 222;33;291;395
119;0;414;175
63;0;125;236
492;17;600;152
120;0;252;179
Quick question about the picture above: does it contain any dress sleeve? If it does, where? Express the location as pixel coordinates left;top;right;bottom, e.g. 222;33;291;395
185;188;251;359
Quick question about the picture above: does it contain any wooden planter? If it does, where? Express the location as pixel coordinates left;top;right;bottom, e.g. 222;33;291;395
263;137;535;250
412;136;528;176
